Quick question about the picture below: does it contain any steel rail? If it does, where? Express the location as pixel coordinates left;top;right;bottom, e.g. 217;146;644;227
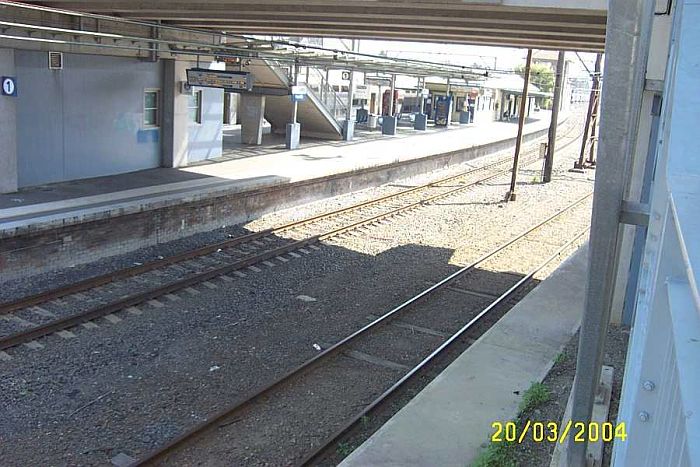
297;228;590;466
0;158;502;315
0;157;542;352
0;130;561;317
132;191;592;466
0;120;583;351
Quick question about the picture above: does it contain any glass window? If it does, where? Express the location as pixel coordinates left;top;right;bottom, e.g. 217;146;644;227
143;90;160;127
188;90;202;124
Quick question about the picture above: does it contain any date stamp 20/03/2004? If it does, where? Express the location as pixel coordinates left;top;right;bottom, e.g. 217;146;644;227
490;421;627;445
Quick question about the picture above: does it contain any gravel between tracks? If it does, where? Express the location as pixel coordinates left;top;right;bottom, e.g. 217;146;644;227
0;110;595;466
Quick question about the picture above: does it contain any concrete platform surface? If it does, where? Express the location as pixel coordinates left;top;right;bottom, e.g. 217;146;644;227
0;115;553;232
340;244;588;467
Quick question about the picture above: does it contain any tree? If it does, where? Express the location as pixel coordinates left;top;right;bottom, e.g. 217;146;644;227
514;62;555;109
514;63;554;93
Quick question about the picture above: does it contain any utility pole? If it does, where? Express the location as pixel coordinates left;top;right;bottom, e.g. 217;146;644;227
507;48;533;201
544;51;566;183
575;53;603;169
586;57;602;166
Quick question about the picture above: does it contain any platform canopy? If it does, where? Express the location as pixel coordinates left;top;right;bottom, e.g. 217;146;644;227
25;0;607;52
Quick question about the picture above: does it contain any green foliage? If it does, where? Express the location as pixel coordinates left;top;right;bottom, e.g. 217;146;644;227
514;63;555;94
555;351;566;365
337;442;354;457
471;441;516;467
471;382;552;466
518;382;551;414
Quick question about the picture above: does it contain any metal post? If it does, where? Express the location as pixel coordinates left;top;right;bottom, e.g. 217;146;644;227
446;77;452;125
346;39;356;122
293;63;299;124
323;67;329;102
507;49;533;202
389;74;396;116
418;77;425;114
565;0;653;465
544;51;566;183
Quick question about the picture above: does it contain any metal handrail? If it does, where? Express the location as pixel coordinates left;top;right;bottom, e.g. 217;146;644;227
264;60;347;124
298;66;348;123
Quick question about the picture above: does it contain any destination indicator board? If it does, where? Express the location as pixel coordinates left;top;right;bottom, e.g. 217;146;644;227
186;68;253;91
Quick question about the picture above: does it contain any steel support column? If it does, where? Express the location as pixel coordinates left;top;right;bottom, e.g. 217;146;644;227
346;39;356;122
565;0;654;465
544;51;565;183
507;49;533;202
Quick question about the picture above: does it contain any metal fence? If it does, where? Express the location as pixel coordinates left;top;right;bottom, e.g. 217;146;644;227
613;1;700;464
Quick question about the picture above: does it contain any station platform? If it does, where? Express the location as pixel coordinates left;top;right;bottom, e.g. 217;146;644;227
0;114;554;281
340;245;587;467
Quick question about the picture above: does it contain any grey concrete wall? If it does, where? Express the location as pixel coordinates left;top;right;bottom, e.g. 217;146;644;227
15;51;163;187
162;59;224;166
0;48;18;193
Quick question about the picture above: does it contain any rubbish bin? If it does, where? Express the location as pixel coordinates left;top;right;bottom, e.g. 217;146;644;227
368;114;378;130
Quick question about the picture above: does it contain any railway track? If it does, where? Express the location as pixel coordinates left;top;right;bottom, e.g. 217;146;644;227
0;120;582;356
131;191;593;466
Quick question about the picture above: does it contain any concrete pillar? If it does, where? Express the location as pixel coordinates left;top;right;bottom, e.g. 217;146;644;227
230;93;239;125
240;94;266;145
0;49;18;193
162;59;189;168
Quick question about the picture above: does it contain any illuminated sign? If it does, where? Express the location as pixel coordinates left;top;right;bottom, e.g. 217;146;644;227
186;68;253;91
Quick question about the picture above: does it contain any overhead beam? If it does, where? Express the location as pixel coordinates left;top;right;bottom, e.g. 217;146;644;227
11;0;607;52
171;26;604;51
126;18;604;40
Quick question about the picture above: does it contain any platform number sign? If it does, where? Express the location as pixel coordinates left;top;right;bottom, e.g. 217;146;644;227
2;77;17;97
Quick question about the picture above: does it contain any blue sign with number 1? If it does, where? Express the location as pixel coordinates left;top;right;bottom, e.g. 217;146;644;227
2;76;17;96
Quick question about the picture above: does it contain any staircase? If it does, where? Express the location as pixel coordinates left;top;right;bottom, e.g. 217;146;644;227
245;58;345;140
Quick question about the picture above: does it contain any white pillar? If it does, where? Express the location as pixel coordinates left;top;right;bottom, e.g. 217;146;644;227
240;94;266;145
0;48;18;193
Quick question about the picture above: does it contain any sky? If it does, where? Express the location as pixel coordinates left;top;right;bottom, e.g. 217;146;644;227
322;38;598;80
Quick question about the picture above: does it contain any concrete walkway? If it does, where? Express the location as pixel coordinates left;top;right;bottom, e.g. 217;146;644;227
0;115;553;231
341;244;587;467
